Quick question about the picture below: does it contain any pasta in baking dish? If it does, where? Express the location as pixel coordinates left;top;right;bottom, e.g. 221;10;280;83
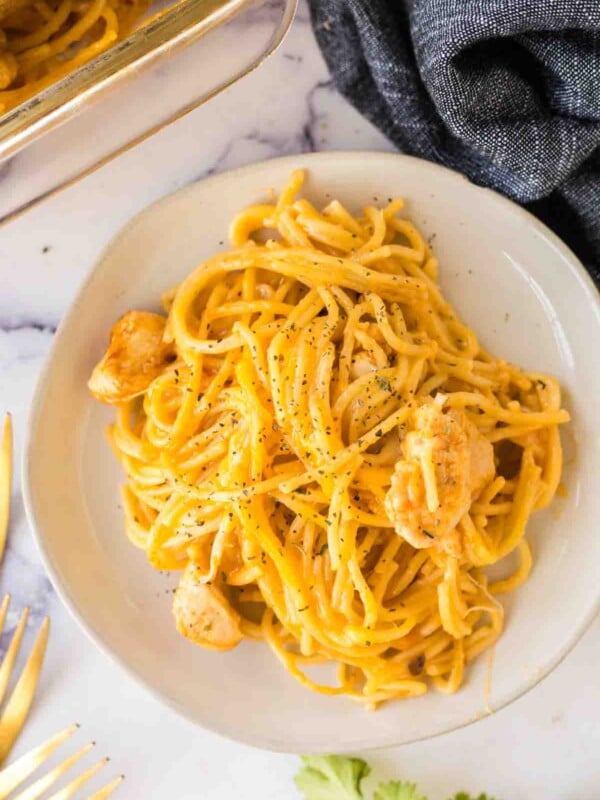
0;0;150;114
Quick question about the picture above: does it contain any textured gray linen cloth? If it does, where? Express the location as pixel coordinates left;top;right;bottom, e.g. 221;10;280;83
308;0;600;283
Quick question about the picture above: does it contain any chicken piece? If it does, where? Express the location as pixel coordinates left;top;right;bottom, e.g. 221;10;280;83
385;399;494;554
88;311;174;403
173;564;242;651
467;422;495;497
350;352;378;380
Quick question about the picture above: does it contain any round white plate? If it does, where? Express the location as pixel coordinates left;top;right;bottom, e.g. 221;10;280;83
24;152;600;752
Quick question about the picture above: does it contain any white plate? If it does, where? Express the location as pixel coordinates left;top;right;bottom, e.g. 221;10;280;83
24;152;600;752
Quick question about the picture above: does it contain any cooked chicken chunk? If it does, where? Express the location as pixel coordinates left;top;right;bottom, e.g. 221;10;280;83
88;311;173;403
350;353;378;380
467;422;495;498
385;399;494;554
173;564;242;651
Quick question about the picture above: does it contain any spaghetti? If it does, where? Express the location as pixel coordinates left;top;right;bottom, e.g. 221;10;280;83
0;0;150;114
89;170;570;707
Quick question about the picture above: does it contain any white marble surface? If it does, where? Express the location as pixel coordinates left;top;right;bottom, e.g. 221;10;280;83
0;3;599;797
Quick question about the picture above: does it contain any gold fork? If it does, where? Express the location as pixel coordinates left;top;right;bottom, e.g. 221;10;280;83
0;414;11;567
0;415;123;797
0;724;124;799
0;596;49;766
0;415;51;764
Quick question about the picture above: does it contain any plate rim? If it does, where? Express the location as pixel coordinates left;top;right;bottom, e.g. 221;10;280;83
22;150;600;752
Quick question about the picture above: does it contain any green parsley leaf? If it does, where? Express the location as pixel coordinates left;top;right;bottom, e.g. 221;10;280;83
374;780;427;800
295;755;370;800
449;794;495;800
295;755;495;800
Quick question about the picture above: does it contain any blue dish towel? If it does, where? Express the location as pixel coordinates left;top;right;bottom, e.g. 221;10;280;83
308;0;600;284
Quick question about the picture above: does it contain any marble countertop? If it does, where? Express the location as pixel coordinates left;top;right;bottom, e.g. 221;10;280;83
1;3;599;797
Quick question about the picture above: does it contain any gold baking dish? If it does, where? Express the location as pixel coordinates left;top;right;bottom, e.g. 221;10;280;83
0;0;296;223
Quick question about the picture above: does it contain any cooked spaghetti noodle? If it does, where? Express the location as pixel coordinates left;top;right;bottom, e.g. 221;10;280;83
0;0;150;114
89;170;569;707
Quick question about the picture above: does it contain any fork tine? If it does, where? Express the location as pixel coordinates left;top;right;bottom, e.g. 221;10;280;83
44;757;109;800
85;775;124;800
0;596;10;638
0;413;12;566
0;607;30;707
0;617;50;764
12;741;95;800
0;724;79;799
